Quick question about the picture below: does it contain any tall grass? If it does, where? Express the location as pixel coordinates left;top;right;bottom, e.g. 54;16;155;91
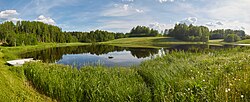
139;47;250;101
24;63;151;102
23;47;250;101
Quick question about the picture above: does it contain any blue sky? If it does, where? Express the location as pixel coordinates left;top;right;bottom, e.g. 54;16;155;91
0;0;249;34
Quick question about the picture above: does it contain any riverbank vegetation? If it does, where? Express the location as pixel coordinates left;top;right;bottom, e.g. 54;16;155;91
19;47;250;101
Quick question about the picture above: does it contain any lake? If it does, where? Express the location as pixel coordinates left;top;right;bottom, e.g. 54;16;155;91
20;44;240;68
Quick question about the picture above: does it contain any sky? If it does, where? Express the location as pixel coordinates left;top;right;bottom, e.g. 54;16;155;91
0;0;249;34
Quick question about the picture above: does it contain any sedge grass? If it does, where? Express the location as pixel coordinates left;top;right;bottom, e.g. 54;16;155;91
22;47;250;101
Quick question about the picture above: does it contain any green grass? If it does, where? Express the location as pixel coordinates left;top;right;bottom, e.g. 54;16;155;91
0;42;90;102
138;48;250;101
238;39;250;44
0;52;54;101
102;37;204;48
24;63;151;102
1;40;250;101
21;47;250;101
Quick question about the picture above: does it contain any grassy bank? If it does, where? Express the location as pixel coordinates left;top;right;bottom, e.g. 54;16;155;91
1;42;90;61
103;37;250;48
1;40;250;101
22;47;250;101
24;63;151;102
102;37;204;48
0;42;90;102
0;51;54;101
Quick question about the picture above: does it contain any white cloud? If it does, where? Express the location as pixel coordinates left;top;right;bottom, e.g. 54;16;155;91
159;0;175;3
122;0;134;2
204;0;250;34
178;17;197;25
102;4;144;17
135;9;144;13
205;20;249;34
123;4;129;11
7;18;22;22
149;22;174;31
35;15;56;25
0;10;18;19
0;10;22;22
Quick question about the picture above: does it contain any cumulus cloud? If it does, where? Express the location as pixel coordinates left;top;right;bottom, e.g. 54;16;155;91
149;22;173;31
0;10;21;22
35;15;56;25
178;17;197;25
205;20;249;34
0;10;18;19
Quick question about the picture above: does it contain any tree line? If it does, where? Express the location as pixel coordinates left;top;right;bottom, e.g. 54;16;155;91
67;31;126;43
168;24;210;42
166;23;247;42
0;21;126;46
127;26;160;37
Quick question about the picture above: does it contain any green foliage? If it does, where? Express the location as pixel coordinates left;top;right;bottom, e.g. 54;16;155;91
169;24;210;42
224;34;241;42
210;29;245;40
67;30;126;43
0;21;127;46
24;63;151;102
21;47;250;101
127;26;159;37
139;48;250;101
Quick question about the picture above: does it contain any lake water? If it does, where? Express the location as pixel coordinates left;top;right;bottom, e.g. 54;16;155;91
20;44;240;68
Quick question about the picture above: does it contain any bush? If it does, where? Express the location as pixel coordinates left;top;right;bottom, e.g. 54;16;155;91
224;34;241;42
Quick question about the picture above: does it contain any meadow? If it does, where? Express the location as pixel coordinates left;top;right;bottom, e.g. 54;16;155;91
19;47;250;101
0;38;250;101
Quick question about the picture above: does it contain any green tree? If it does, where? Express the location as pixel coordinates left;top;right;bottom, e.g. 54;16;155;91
224;34;241;42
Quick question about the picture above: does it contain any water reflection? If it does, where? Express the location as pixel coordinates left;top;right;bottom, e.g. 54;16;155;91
20;44;240;68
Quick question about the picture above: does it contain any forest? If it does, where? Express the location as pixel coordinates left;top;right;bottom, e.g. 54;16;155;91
127;26;160;37
167;23;246;42
0;21;247;46
168;24;210;42
0;21;126;46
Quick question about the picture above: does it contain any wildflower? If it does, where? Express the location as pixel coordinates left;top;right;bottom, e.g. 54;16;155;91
225;88;230;93
241;95;244;98
203;79;205;82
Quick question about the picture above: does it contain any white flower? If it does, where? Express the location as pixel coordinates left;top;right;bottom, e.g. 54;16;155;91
241;95;244;98
225;88;230;93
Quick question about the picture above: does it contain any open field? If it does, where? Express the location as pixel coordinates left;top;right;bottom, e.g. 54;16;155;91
102;37;204;48
103;37;250;48
238;39;250;44
0;40;250;101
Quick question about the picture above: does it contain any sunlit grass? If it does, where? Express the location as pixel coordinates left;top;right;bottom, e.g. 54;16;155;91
102;37;204;48
24;63;151;102
22;47;250;101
